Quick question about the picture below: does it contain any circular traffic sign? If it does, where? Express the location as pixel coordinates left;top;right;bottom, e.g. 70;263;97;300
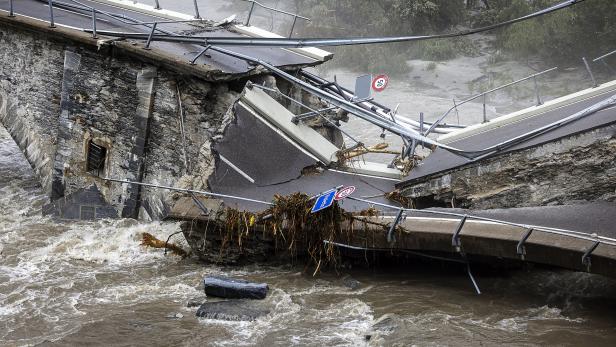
334;186;356;201
372;74;389;92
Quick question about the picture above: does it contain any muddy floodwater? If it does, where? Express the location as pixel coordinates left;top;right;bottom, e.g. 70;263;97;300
2;127;616;346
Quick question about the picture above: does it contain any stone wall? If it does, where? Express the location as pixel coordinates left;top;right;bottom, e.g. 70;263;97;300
0;22;240;220
400;124;616;209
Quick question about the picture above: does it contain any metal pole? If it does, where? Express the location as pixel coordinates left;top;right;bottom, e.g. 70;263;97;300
419;112;424;135
533;76;542;106
102;177;274;206
289;15;298;38
582;57;597;88
453;98;460;125
9;0;14;17
91;9;97;39
246;1;256;25
482;93;487;123
190;44;211;65
144;22;157;49
192;0;201;19
153;0;160;10
48;0;55;28
176;84;190;172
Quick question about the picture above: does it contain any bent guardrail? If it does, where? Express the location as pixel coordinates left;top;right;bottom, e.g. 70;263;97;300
347;196;616;273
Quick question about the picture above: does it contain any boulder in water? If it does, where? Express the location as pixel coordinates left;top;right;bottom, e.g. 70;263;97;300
341;275;361;290
365;313;400;341
195;300;270;321
203;275;269;300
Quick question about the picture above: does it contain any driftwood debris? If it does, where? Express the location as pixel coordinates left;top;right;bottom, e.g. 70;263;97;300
141;232;188;258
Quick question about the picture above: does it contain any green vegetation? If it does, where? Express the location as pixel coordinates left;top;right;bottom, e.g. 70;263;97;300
292;0;615;72
294;0;467;73
478;0;616;65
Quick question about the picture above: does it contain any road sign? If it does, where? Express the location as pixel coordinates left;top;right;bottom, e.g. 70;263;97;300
310;189;337;213
354;74;372;100
372;74;389;92
334;186;356;201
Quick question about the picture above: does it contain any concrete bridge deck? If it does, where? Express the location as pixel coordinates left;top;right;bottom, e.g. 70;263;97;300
0;0;326;75
400;81;616;183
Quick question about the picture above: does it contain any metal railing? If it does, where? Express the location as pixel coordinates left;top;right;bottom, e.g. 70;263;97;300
242;0;310;38
424;67;558;136
593;49;616;76
36;0;205;43
346;196;616;273
101;175;616;276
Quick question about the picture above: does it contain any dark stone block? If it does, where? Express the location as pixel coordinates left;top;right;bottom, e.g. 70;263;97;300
195;300;270;321
203;276;269;300
42;184;119;220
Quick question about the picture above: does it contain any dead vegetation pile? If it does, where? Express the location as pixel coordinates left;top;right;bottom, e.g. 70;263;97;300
204;192;392;274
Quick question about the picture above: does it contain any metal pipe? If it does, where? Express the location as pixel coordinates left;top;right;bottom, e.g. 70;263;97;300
593;49;616;62
9;0;14;17
190;44;211;65
581;240;600;271
533;76;542;106
419;112;424;135
242;0;310;22
582;57;598;88
47;0;55;28
192;0;201;19
289;15;298;38
387;209;404;243
123;18;205;25
91;8;97;38
452;215;468;252
176;84;189;172
144;22;157;49
466;264;481;295
453;98;460;125
101;177;274;206
516;228;534;260
245;1;256;25
482;94;487;123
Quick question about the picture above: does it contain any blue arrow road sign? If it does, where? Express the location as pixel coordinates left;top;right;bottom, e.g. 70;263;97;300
310;189;337;213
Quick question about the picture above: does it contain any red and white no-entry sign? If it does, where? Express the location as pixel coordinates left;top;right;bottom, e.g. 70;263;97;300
371;74;389;92
334;186;356;201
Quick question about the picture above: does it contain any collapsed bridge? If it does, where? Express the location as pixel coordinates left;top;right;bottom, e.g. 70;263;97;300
1;0;616;284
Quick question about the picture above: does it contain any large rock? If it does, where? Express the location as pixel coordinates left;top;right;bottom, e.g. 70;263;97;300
204;276;269;300
365;313;400;341
195;300;270;321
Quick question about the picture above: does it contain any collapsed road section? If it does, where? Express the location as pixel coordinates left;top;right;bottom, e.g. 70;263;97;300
3;0;616;284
